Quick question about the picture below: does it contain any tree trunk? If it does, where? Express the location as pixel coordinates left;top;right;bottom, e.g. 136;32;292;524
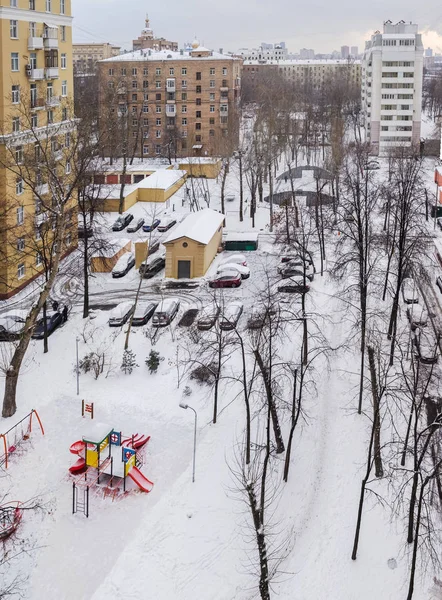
254;349;285;454
367;346;383;477
406;480;427;600
43;301;48;354
239;155;244;222
283;369;299;482
268;163;273;233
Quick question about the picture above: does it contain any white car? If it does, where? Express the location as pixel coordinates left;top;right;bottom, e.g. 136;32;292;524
109;302;135;327
406;303;428;331
402;278;419;304
414;327;439;364
220;301;244;331
219;253;247;267
112;252;135;278
217;263;250;279
197;303;221;330
152;298;180;327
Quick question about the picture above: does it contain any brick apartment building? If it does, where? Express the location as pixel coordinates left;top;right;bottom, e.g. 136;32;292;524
98;41;242;159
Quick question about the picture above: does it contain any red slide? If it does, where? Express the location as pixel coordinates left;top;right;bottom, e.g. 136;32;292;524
69;457;87;474
128;466;154;492
122;434;151;450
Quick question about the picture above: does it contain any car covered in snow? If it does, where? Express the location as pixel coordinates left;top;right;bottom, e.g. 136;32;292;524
209;271;242;289
406;303;428;331
157;218;177;232
414;327;439;364
112;252;135;278
131;302;158;326
219;253;247;267
220;301;244;331
280;253;313;266
139;256;166;279
0;310;30;341
216;263;250;279
197;304;221;330
108;302;135;327
402;278;419;304
278;263;314;281
152;299;180;327
127;218;145;233
111;213;133;231
364;160;380;170
247;306;277;330
142;218;161;232
32;312;63;339
437;276;442;295
277;276;310;294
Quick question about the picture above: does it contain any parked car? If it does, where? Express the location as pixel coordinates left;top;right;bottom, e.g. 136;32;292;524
277;276;310;294
127;218;145;233
0;310;29;341
108;302;135;327
217;263;250;279
247;306;277;330
78;224;93;239
32;312;63;339
111;213;133;231
281;253;313;266
402;278;419;304
131;302;158;326
157;218;177;232
139;256;165;278
226;194;235;202
209;271;242;288
406;303;428;331
112;252;135;278
414;327;439;364
142;219;161;232
197;304;221;330
220;301;244;331
364;161;380;170
436;276;442;294
278;263;314;281
219;253;247;267
152;299;180;327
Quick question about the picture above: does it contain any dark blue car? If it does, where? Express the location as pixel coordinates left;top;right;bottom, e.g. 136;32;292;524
32;312;63;339
142;219;161;232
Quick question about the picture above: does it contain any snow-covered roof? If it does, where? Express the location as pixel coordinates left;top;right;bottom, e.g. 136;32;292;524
82;422;113;445
100;48;240;63
91;238;130;258
178;157;222;165
244;58;361;66
164;208;225;245
97;184;139;200
137;170;187;190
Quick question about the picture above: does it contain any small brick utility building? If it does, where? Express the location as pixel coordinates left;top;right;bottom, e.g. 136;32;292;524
163;208;225;278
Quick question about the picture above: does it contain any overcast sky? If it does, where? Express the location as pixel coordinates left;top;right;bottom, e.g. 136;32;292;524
72;0;442;54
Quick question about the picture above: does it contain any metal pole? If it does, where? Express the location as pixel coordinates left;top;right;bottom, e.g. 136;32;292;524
190;407;197;483
76;337;79;395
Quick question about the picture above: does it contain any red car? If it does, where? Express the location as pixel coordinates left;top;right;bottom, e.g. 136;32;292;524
208;271;242;288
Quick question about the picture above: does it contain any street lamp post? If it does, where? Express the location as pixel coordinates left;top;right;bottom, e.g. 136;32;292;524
179;402;197;483
76;336;80;396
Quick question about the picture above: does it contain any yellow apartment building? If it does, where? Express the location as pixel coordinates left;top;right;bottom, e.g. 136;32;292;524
0;0;77;299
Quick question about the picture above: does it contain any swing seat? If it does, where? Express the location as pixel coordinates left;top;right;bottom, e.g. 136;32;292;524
8;445;16;454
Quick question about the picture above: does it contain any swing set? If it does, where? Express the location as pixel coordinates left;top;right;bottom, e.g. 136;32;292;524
0;409;44;469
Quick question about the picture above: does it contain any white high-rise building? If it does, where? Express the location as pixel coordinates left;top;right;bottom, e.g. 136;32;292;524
361;21;423;155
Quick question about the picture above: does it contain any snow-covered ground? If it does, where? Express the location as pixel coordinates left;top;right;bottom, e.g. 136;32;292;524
1;147;442;600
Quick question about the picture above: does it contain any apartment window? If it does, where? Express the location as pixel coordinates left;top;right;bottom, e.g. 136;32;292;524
143;92;149;101
65;132;71;147
29;0;35;8
132;68;137;76
60;0;65;13
47;109;53;124
143;105;148;113
61;80;67;96
156;106;161;113
15;146;23;164
196;72;201;80
383;39;396;46
182;105;187;113
143;145;149;154
182;67;187;75
209;117;215;125
29;53;37;69
196;111;201;118
400;104;410;110
132;94;137;102
17;263;25;280
35;226;41;240
182;130;187;137
169;68;174;75
210;105;215;113
108;68;114;76
222;67;227;75
17;237;25;252
132;118;138;126
195;135;201;142
196;98;201;106
12;117;20;133
143;80;148;88
132;131;137;138
210;68;215;75
182;118;187;126
156;68;161;75
182;140;187;150
181;92;187;101
36;252;43;267
17;206;24;225
155;145;161;155
11;85;20;104
132;80;138;88
209;129;215;136
381;126;389;131
121;68;126;76
31;114;38;128
29;21;36;37
156;81;161;89
65;233;71;246
196;85;201;93
62;107;68;120
156;130;161;138
131;106;137;113
61;53;67;69
210;93;215;101
60;25;66;42
196;122;201;130
10;0;18;6
11;53;19;72
142;118;148;126
143;67;148;76
46;0;51;11
16;178;24;195
10;20;18;39
156;93;161;100
182;80;187;88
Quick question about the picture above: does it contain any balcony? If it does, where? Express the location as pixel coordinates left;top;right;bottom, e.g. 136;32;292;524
26;66;45;80
35;212;48;227
46;95;61;108
165;105;176;117
45;67;59;79
53;150;63;161
28;36;44;50
31;97;45;110
43;36;58;49
166;78;176;92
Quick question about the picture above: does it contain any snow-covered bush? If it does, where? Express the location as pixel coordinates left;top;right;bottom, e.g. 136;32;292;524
145;350;163;374
78;351;105;380
121;349;139;375
189;363;218;386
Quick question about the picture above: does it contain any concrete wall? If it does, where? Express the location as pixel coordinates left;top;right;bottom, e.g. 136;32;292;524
90;240;131;273
137;175;186;203
101;188;138;212
164;226;222;279
178;160;222;179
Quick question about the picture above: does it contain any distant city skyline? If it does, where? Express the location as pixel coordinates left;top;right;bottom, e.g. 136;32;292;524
72;0;442;55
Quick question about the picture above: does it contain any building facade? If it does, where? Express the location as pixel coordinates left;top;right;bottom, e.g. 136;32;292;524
132;15;178;53
0;0;77;299
98;42;242;159
361;21;424;155
238;45;288;62
73;42;120;73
